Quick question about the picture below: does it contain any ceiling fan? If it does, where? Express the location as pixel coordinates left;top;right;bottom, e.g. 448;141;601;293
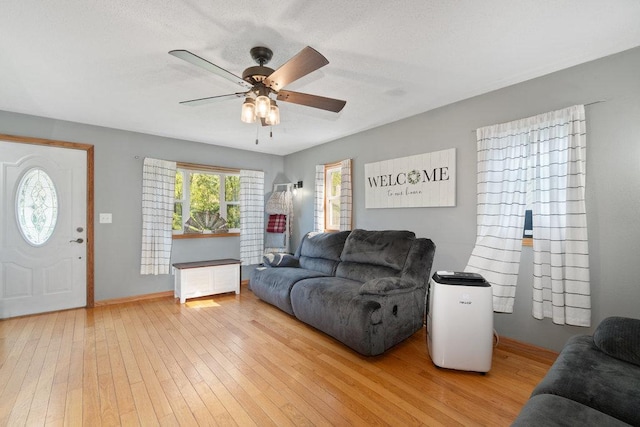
169;46;346;126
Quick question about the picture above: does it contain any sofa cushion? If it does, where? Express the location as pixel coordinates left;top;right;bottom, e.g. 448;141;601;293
359;277;416;295
290;276;385;356
593;316;640;367
336;261;401;283
250;267;328;315
291;274;426;356
298;231;350;274
512;394;629;427
531;335;640;426
299;231;350;259
340;229;414;270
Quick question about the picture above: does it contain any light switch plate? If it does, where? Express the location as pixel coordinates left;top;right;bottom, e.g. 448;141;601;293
99;213;112;224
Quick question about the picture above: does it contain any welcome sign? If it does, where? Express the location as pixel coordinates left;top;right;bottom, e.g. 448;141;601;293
365;148;456;208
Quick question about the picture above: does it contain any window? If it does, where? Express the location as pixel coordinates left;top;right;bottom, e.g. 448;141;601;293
324;163;341;231
522;157;535;246
173;164;240;236
16;168;58;246
314;159;352;233
522;210;533;246
523;210;533;237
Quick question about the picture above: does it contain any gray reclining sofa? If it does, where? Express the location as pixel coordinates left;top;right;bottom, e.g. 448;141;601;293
513;316;640;426
250;229;436;356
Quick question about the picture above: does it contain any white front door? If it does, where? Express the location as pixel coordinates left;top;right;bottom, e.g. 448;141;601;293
0;140;87;318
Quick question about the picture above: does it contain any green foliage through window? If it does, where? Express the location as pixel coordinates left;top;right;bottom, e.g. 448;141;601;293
173;168;240;234
325;166;341;230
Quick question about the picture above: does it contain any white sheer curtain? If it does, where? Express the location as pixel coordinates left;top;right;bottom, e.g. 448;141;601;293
140;158;176;275
530;105;590;326
240;170;264;265
339;159;353;231
313;164;324;232
465;124;529;312
466;105;590;326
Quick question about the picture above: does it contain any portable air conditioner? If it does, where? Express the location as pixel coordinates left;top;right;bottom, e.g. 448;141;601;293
426;271;493;373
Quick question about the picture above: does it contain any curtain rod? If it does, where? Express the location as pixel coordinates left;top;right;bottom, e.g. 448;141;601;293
177;161;240;174
134;156;263;173
470;101;606;133
176;161;263;173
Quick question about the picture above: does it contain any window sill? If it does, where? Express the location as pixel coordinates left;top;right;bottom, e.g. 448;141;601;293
173;232;240;240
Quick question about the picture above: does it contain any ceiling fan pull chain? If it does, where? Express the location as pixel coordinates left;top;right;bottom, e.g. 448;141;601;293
255;120;259;145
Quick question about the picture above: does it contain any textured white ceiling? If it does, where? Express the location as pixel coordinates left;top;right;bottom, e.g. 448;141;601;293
2;1;640;155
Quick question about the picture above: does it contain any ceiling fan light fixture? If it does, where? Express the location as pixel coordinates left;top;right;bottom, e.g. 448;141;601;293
265;100;280;125
171;46;346;132
255;94;270;118
241;98;256;123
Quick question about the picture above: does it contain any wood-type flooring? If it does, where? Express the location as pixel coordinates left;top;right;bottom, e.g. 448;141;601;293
0;284;557;426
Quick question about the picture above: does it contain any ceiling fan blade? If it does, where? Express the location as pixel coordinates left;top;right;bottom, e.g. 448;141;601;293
264;46;329;90
169;50;252;90
277;90;346;113
179;92;246;107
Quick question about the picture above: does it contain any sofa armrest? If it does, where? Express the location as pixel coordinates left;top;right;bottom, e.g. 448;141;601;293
262;253;299;268
593;316;640;367
359;277;417;295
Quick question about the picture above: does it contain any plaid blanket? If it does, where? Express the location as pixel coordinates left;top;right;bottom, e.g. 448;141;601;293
266;214;287;233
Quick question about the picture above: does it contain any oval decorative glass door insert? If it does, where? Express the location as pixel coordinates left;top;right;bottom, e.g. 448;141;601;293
16;168;59;245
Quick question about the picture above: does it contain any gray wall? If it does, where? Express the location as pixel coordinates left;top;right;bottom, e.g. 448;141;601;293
0;111;284;300
284;46;640;351
2;47;638;351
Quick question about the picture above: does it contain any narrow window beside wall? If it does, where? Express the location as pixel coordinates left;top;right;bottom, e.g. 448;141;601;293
325;163;341;231
314;159;352;232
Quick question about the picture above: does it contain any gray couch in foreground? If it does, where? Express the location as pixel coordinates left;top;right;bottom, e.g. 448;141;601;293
513;316;640;426
250;229;436;356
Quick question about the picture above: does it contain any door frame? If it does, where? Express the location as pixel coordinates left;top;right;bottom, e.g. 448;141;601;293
0;133;95;308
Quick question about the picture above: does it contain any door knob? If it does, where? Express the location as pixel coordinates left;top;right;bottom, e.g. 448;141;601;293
70;238;84;243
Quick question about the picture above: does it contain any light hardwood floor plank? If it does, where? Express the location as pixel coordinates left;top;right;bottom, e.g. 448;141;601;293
82;311;103;426
26;313;65;425
121;305;174;420
6;320;51;425
0;285;557;426
151;301;259;425
104;307;138;420
94;309;121;426
45;310;76;425
179;305;324;425
198;302;357;426
140;303;232;425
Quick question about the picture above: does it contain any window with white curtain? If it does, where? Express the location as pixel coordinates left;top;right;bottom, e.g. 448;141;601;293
139;158;264;271
465;105;591;327
314;159;352;232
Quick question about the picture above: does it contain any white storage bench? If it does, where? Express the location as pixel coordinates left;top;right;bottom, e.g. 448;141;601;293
172;258;241;303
